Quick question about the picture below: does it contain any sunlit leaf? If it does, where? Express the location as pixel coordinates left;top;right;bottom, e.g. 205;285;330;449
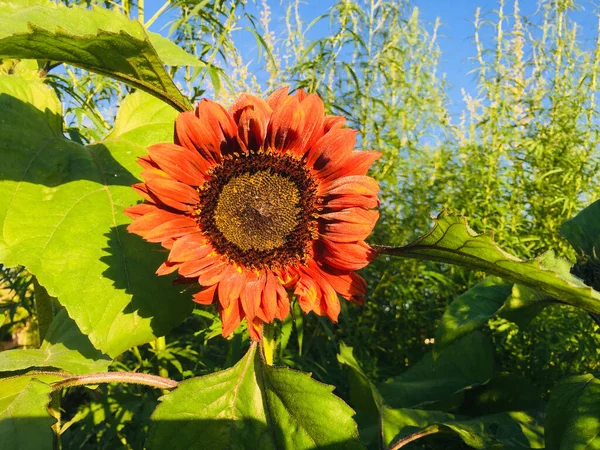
375;212;600;314
0;2;195;111
546;374;600;450
147;344;364;450
0;75;193;357
0;310;111;374
0;373;64;450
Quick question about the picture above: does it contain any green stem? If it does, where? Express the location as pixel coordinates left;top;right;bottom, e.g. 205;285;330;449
388;425;440;450
261;322;275;366
145;0;170;28
49;391;62;450
138;0;144;24
51;372;178;391
154;336;169;380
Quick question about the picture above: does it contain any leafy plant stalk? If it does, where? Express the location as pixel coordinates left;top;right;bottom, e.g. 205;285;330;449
51;372;178;391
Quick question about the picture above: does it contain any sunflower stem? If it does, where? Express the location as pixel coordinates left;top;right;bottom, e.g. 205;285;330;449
153;336;170;384
262;322;275;366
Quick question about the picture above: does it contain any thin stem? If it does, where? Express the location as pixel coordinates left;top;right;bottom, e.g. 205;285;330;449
154;336;170;380
262;322;275;366
51;372;178;391
138;0;144;24
388;425;440;450
145;0;170;29
49;391;62;450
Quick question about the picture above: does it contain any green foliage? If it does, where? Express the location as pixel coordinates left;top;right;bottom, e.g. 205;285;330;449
377;212;600;314
545;374;600;450
0;0;599;448
0;75;192;357
148;344;364;450
378;332;494;410
0;310;111;374
561;200;600;257
0;2;197;111
434;278;553;351
384;409;544;449
0;373;64;450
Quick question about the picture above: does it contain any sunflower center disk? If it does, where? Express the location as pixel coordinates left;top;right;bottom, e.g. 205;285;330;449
214;171;301;251
197;152;320;269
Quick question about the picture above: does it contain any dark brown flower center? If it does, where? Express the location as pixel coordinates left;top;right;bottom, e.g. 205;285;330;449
214;171;300;251
196;151;319;269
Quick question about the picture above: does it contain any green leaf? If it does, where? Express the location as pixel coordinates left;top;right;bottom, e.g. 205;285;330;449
384;408;545;449
498;283;553;327
546;374;600;450
337;344;383;447
560;200;600;257
435;277;513;350
0;310;111;374
376;212;600;314
0;3;194;111
0;75;193;357
435;278;554;351
0;373;64;450
147;344;364;450
378;332;494;409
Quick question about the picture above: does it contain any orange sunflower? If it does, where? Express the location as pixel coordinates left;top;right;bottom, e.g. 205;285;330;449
124;87;380;340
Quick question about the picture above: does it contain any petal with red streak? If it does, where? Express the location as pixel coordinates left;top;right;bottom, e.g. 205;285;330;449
267;96;305;153
147;143;209;186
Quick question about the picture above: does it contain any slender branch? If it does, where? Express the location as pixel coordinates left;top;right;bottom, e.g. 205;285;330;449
51;372;178;391
153;336;170;379
388;425;440;450
145;0;171;29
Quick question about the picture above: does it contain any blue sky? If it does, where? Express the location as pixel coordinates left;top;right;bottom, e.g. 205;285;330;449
144;0;600;114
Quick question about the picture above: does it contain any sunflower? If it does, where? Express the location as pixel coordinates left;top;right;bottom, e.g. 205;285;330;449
124;87;380;340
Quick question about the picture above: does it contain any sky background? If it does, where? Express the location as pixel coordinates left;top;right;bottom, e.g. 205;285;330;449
143;0;600;117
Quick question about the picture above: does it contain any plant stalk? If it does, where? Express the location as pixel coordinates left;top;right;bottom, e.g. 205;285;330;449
262;322;275;366
51;372;178;391
154;336;169;380
388;425;440;450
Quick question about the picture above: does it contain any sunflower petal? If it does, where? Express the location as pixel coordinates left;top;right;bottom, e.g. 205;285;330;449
267;96;306;153
147;143;209;186
193;284;218;305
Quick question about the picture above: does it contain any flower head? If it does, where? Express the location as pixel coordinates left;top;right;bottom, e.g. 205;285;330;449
125;87;380;340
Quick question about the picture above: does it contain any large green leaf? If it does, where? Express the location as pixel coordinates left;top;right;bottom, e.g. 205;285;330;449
0;2;195;111
0;373;64;450
375;212;600;314
435;277;553;351
0;75;193;357
560;200;600;257
545;374;600;450
383;408;544;449
0;310;111;374
378;331;494;409
147;344;364;450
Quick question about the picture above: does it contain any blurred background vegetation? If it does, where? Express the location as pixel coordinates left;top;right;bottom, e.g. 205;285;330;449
1;0;599;448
